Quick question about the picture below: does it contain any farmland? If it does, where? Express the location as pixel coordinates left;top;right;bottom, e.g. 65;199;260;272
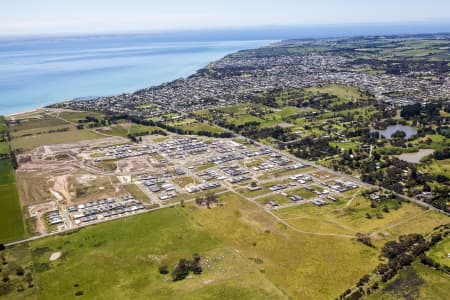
0;159;26;244
4;197;289;300
2;193;381;300
8;110;104;152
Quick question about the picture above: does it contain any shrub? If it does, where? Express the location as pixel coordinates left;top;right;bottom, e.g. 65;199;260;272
16;266;24;276
158;266;169;275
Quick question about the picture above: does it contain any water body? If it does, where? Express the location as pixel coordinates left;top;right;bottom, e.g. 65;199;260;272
1;23;449;115
373;124;418;139
0;36;272;115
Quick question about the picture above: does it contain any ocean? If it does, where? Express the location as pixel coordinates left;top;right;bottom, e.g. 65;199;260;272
0;35;274;115
1;23;449;115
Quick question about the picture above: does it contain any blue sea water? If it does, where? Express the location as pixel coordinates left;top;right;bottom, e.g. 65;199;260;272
0;35;273;115
1;23;449;115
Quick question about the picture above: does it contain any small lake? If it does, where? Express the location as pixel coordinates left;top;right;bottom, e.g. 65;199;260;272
372;124;418;139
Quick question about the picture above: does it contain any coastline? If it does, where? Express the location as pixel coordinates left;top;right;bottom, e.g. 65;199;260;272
5;108;42;118
1;37;273;118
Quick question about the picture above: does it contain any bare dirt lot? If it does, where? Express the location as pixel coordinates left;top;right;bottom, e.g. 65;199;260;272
16;137;133;234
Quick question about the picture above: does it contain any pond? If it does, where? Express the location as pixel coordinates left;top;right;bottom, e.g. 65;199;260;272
372;124;418;139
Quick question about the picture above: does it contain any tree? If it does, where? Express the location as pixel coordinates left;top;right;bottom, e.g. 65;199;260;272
172;259;190;281
195;196;203;206
400;103;421;119
205;193;218;208
391;130;406;139
159;266;169;275
16;266;24;276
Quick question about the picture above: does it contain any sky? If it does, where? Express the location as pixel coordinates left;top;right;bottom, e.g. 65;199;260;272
1;0;450;36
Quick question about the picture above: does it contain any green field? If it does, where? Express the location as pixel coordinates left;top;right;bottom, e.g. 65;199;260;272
98;123;164;138
420;158;450;178
368;262;450;300
11;129;102;151
0;159;26;244
8;112;105;151
426;237;450;267
0;192;384;299
274;189;450;245
58;110;105;124
304;85;364;102
23;198;286;300
0;141;9;155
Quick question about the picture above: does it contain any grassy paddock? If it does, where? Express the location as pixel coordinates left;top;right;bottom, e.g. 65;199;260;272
426;237;450;267
27;205;284;300
0;159;26;244
368;262;450;299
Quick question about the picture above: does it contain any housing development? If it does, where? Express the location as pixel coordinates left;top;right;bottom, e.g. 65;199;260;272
61;34;450;116
1;34;449;300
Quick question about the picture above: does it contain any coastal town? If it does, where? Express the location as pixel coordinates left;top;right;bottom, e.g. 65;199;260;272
1;33;449;300
59;34;450;117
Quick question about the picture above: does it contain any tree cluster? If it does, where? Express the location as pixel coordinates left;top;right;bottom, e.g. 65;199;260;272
195;193;220;209
172;254;202;281
377;234;428;282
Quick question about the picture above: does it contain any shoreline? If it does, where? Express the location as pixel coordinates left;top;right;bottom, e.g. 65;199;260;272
5;108;42;118
1;38;276;119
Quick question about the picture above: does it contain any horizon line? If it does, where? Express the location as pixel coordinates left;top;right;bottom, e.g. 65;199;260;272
1;20;450;40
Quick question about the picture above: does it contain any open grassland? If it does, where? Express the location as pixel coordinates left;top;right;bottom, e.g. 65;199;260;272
0;159;16;185
0;159;26;244
0;243;38;299
274;189;449;245
8;113;103;152
25;201;285;300
58;110;105;124
420;158;450;178
383;211;450;238
304;84;364;101
368;262;450;300
0;141;9;155
0;116;8;132
182;193;379;299
426;237;450;267
1;192;386;299
97;123;164;138
9;115;67;132
0;184;26;244
11;130;101;152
